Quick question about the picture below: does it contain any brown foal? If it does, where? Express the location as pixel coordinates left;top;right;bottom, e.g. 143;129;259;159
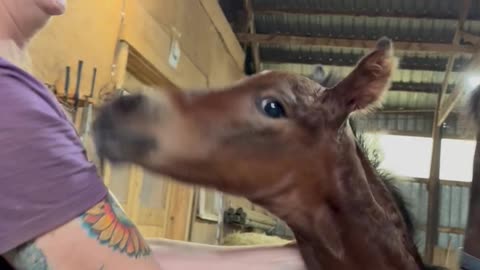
93;38;440;270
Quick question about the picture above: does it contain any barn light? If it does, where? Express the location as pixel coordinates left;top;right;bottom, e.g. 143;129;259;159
466;75;480;91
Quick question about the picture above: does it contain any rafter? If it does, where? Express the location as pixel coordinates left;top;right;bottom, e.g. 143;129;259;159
236;33;477;54
253;7;479;22
260;48;470;72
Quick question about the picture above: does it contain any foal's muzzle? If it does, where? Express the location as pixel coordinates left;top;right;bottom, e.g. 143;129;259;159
92;94;157;163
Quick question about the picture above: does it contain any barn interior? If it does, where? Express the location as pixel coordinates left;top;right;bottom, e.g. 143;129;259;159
5;0;480;269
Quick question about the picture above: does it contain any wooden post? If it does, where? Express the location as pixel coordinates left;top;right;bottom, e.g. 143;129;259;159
425;122;443;262
425;1;470;261
244;0;261;72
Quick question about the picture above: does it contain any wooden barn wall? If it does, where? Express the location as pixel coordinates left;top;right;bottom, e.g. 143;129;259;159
29;0;124;99
27;0;257;245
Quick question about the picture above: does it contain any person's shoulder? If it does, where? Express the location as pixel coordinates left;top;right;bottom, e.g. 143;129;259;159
0;57;41;90
0;58;56;109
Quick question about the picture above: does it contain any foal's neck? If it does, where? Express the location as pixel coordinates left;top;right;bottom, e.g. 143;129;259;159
289;130;421;270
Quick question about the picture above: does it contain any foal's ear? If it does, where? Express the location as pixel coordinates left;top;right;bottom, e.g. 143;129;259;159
327;37;397;115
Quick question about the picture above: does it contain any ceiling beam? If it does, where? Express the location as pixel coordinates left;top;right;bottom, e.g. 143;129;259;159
236;33;477;54
462;31;480;46
260;49;470;72
253;7;478;21
243;0;261;73
380;109;435;114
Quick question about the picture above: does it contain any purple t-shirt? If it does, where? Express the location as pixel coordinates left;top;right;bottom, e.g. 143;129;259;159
0;58;107;254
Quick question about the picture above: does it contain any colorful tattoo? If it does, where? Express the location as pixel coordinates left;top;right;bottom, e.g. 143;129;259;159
81;194;151;258
5;242;50;270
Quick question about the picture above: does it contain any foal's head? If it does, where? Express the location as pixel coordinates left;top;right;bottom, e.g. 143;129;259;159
93;37;396;216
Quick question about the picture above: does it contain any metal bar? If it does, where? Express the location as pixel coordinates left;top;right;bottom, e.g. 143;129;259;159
64;66;70;102
89;67;97;97
72;60;84;124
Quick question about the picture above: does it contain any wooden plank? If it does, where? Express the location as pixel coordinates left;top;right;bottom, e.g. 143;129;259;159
137;0;243;85
199;0;246;70
244;0;261;72
462;31;480;46
137;207;168;227
418;226;465;235
138;225;165;238
103;162;112;187
236;33;477;54
121;0;207;89
112;41;130;90
406;178;471;188
254;8;476;21
165;182;195;241
125;166;144;222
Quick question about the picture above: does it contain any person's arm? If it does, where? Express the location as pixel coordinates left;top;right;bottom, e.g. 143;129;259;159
0;65;162;269
2;193;162;270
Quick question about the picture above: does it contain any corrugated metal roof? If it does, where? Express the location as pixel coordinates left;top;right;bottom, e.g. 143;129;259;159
252;0;480;21
254;14;479;43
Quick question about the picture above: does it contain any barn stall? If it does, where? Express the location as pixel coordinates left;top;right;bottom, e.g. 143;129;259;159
16;0;480;269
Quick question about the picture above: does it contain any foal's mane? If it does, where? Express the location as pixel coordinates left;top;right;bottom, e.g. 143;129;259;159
309;64;444;269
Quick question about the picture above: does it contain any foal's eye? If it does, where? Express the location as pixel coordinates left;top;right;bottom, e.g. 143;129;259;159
260;98;286;118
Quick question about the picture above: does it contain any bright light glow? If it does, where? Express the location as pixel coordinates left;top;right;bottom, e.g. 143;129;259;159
369;134;474;182
376;134;433;179
466;75;480;91
440;139;475;182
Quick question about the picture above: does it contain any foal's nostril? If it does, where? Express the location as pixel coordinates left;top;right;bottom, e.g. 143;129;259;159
114;94;144;114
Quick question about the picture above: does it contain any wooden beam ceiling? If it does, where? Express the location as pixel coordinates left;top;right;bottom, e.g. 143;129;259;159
236;33;477;54
253;7;478;21
260;48;470;72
